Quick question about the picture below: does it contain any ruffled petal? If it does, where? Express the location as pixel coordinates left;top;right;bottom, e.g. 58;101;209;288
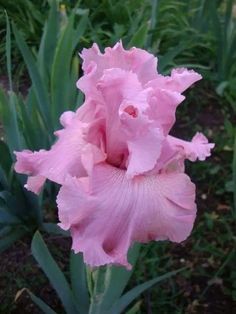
146;87;185;135
57;163;196;268
97;68;152;166
145;68;201;134
14;112;87;191
149;68;202;93
96;68;165;174
167;133;215;162
24;175;46;194
77;41;158;97
126;129;164;177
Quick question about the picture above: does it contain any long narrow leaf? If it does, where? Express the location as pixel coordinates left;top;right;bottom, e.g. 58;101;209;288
89;244;140;314
0;140;12;175
12;23;53;134
0;89;24;152
27;290;58;314
42;223;69;237
233;130;236;217
128;22;149;48
5;11;13;91
109;268;185;314
70;252;90;314
38;0;59;82
31;231;79;314
50;12;75;125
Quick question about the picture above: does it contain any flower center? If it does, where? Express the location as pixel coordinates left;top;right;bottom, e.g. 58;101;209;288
123;105;138;118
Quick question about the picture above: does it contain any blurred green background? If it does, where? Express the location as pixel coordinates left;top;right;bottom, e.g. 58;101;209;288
0;0;235;313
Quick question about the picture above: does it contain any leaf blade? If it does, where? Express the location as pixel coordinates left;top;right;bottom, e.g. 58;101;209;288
27;290;58;314
70;252;90;314
31;231;79;314
109;268;185;314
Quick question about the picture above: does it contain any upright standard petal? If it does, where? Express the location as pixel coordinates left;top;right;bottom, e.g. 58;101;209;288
57;163;196;268
146;68;202;134
77;41;158;95
97;68;165;174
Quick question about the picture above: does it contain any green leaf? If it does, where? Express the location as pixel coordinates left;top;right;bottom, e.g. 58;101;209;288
125;300;142;314
109;268;185;314
0;227;26;253
224;0;233;35
0;167;9;189
70;252;90;314
38;0;59;83
50;11;88;125
67;55;79;111
12;23;53;134
0;140;12;175
128;22;149;48
27;290;58;314
16;95;41;150
233;130;236;217
0;89;24;152
5;11;13;91
72;12;88;51
158;42;187;73
24;88;51;149
31;231;79;314
0;206;21;224
89;244;140;314
42;223;69;237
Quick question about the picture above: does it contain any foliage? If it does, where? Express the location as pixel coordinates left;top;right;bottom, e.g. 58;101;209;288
0;0;236;312
26;231;183;314
0;2;88;250
0;0;48;75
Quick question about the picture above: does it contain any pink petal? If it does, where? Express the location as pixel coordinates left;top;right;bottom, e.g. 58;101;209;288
97;68;150;165
167;133;215;162
125;125;164;177
57;163;196;268
77;41;158;96
97;68;165;174
14;112;87;191
146;88;185;135
145;68;201;134
150;68;202;93
24;175;46;194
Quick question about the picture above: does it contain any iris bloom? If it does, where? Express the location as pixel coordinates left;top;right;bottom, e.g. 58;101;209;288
15;42;214;269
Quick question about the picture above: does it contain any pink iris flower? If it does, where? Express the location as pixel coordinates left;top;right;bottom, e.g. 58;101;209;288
15;42;214;269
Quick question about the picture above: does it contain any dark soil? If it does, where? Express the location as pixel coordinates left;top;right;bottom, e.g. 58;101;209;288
0;236;72;314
